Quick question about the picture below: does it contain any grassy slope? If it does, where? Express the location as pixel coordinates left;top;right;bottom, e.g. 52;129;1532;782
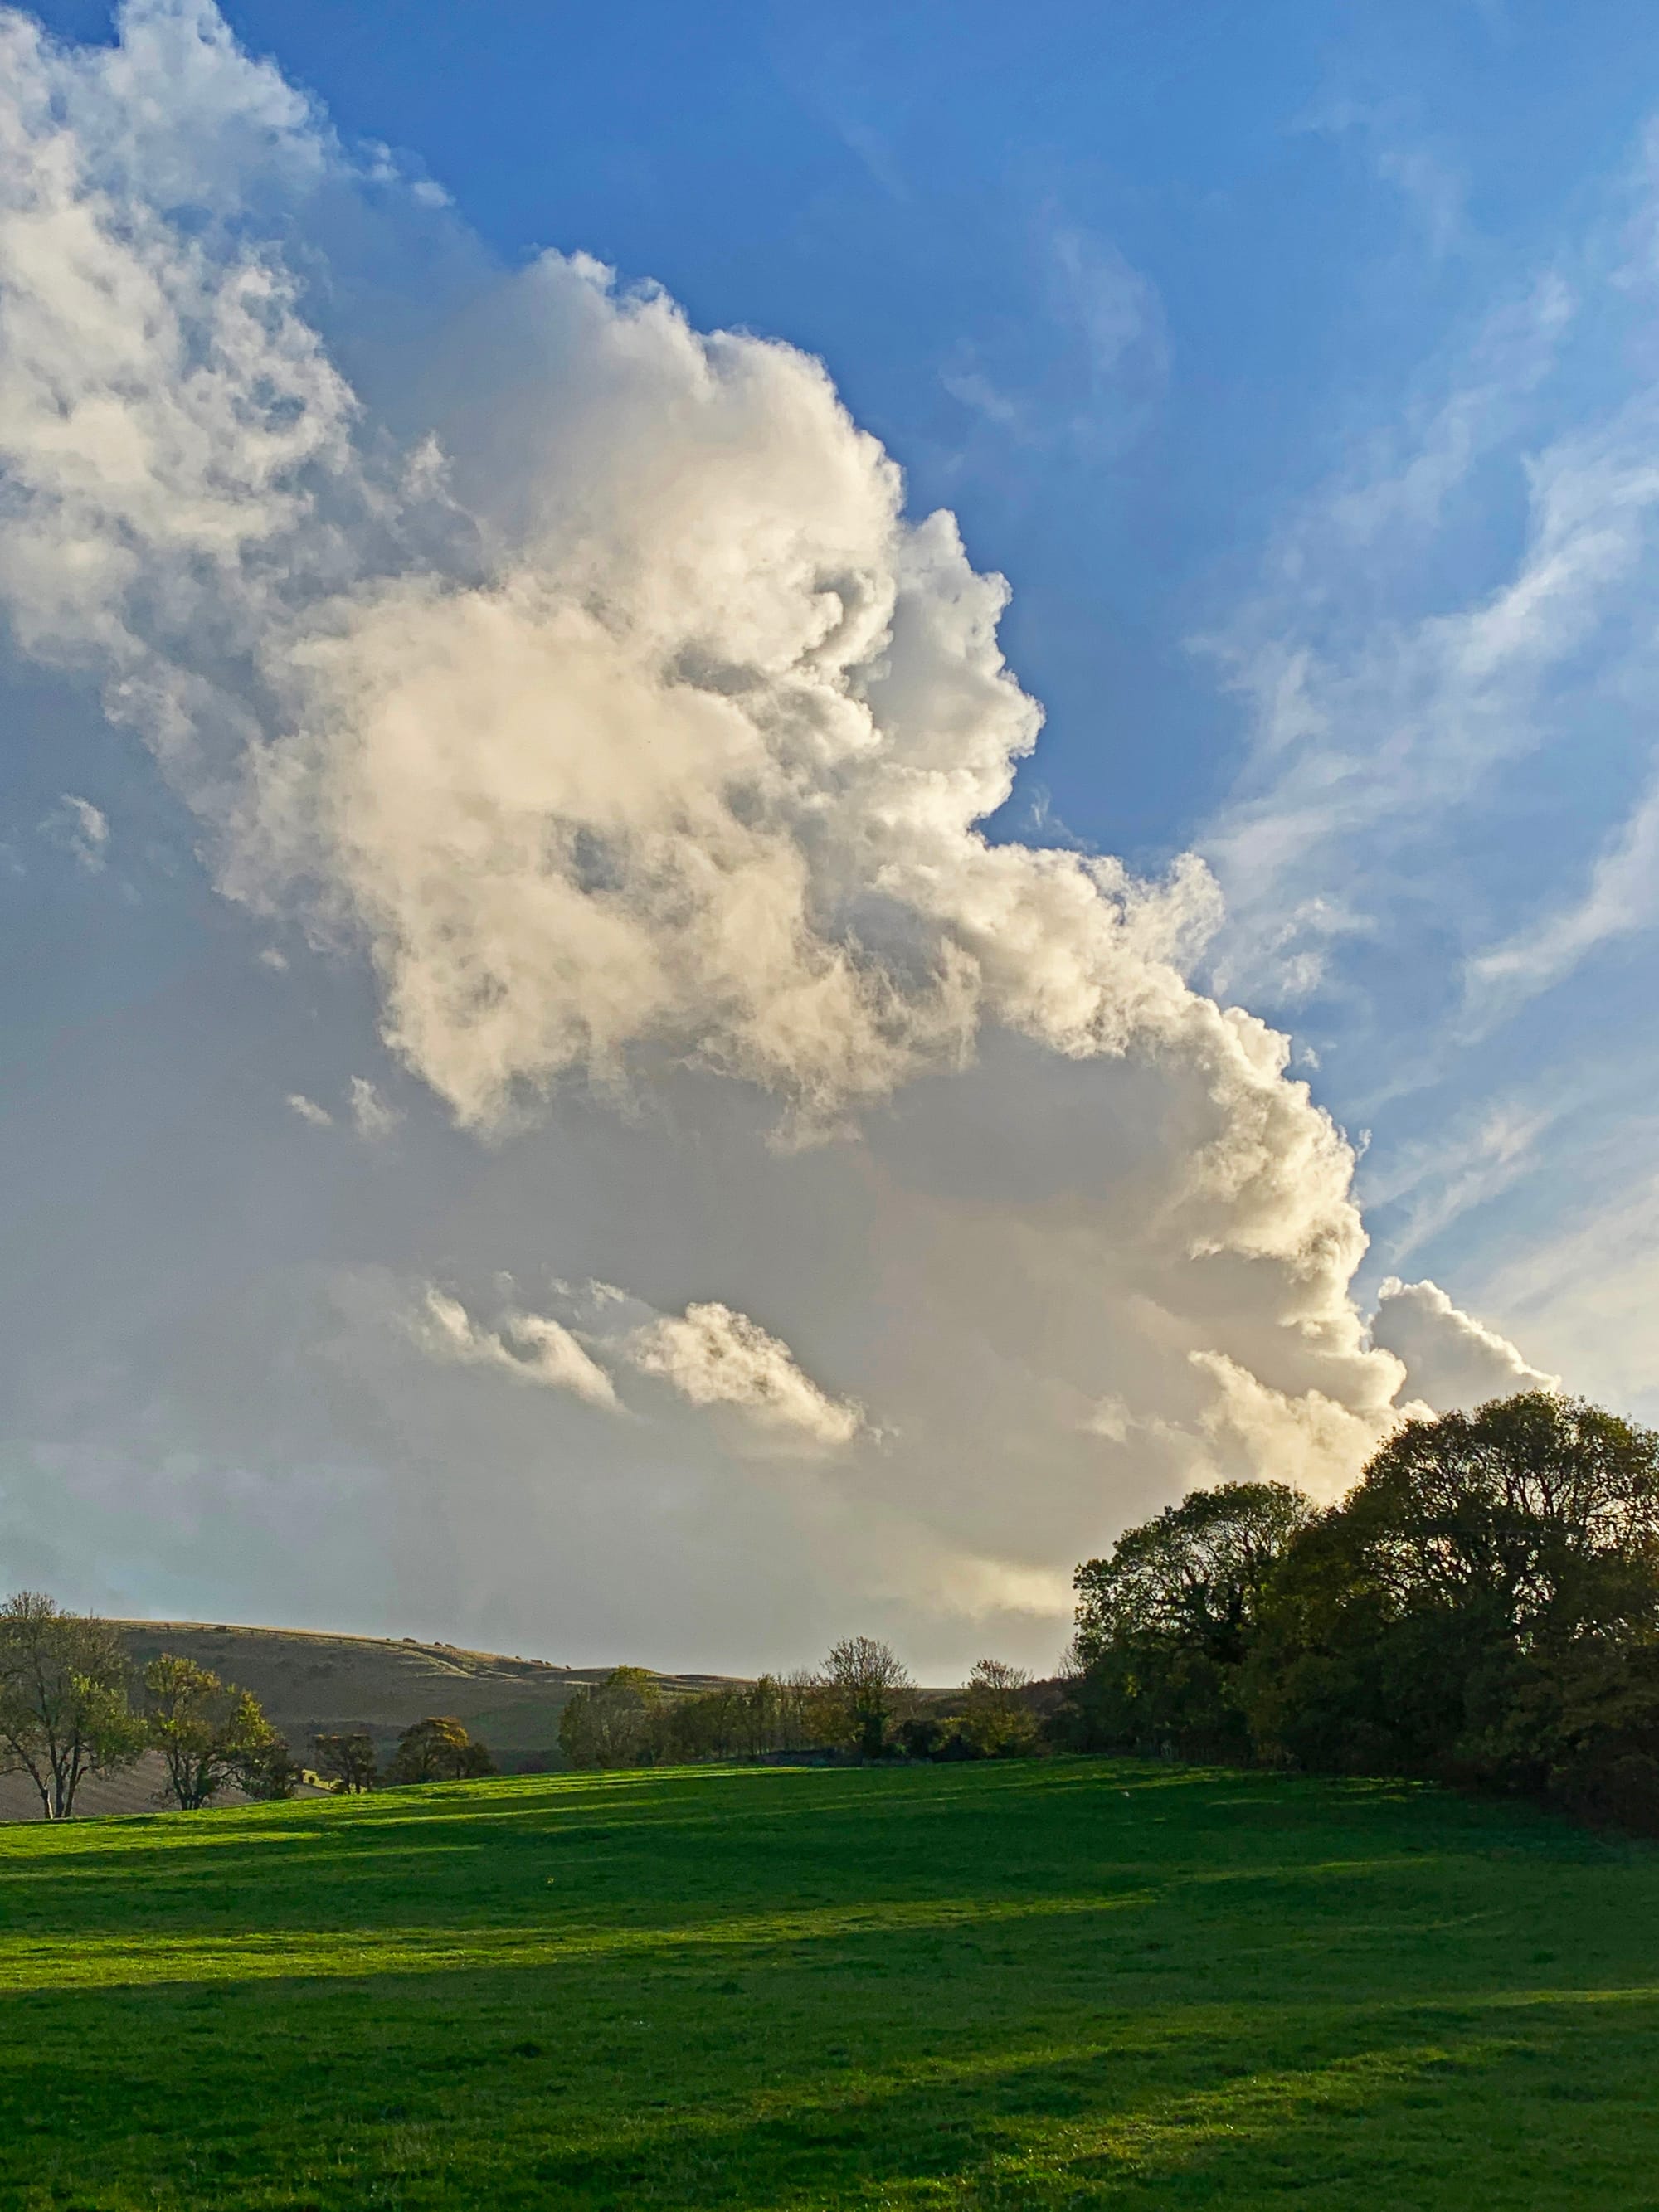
109;1621;738;1767
1;1760;1655;2210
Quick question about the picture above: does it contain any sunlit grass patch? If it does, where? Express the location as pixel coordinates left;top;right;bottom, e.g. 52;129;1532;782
0;1758;1655;2208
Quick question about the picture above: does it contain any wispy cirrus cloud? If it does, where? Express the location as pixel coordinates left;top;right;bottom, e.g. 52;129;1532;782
1465;761;1659;1021
941;213;1166;461
1187;124;1659;1424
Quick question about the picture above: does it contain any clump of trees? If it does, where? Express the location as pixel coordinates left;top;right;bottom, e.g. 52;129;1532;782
558;1665;825;1768
0;1604;504;1809
557;1643;1046;1770
1058;1391;1659;1834
310;1716;497;1791
0;1593;298;1816
557;1666;670;1769
312;1730;379;1793
1063;1480;1311;1766
961;1658;1043;1757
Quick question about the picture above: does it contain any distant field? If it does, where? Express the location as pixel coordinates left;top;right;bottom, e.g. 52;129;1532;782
2;1761;1655;2210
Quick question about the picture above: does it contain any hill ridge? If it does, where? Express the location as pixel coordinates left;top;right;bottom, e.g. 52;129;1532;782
106;1617;744;1777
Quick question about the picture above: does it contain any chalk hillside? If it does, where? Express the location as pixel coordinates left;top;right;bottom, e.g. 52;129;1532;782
110;1620;739;1771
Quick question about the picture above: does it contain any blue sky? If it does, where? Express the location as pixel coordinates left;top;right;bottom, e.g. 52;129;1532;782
3;1;1657;1668
39;0;1659;862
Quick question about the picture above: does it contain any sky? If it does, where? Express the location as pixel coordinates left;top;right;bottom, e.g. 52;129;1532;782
2;0;1657;1675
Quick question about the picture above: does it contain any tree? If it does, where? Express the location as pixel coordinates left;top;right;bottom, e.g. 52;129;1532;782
231;1713;301;1801
664;1687;743;1762
824;1636;912;1759
1301;1392;1659;1641
385;1716;496;1784
776;1668;827;1753
961;1658;1039;1757
312;1730;379;1793
1074;1482;1314;1666
1059;1392;1659;1831
1243;1393;1659;1810
558;1667;663;1769
1062;1484;1313;1760
144;1655;289;1811
898;1713;951;1760
0;1592;143;1819
739;1675;782;1758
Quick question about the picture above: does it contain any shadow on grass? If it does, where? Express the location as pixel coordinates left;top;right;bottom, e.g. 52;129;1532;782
508;2033;1500;2209
3;1976;1593;2212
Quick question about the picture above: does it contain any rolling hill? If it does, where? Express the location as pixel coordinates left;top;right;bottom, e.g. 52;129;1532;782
110;1620;739;1771
2;1619;731;1823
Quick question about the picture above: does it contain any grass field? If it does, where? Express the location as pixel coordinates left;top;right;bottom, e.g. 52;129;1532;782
2;1760;1656;2210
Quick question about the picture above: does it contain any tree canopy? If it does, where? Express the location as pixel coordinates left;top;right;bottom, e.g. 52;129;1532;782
1059;1392;1659;1833
822;1636;912;1759
144;1654;292;1810
1075;1481;1314;1663
0;1593;143;1819
312;1731;379;1794
385;1717;495;1784
558;1668;664;1770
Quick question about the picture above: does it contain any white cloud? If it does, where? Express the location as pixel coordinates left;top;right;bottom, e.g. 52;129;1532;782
1361;1098;1557;1262
907;1550;1075;1623
1191;1348;1409;1502
1467;764;1659;1018
1197;267;1631;1009
1048;222;1166;394
40;794;109;872
941;216;1165;459
405;1280;858;1442
1300;99;1470;260
0;3;358;707
1082;1393;1132;1445
1370;1276;1558;1413
285;1092;333;1127
0;2;1474;1665
620;1300;864;1450
409;1286;617;1408
1205;406;1659;1007
1182;149;1659;1444
348;1076;400;1141
1454;1161;1659;1417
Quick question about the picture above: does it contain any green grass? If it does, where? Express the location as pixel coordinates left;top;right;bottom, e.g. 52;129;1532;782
2;1760;1657;2209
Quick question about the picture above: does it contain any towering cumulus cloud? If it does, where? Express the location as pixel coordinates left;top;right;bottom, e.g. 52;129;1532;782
0;3;1552;1665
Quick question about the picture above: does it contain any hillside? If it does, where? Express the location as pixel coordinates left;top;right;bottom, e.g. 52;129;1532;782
111;1620;740;1770
2;1758;1655;2207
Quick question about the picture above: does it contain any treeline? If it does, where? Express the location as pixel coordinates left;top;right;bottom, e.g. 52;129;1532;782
1054;1391;1659;1834
558;1641;1043;1768
16;1387;1648;1830
0;1594;499;1816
